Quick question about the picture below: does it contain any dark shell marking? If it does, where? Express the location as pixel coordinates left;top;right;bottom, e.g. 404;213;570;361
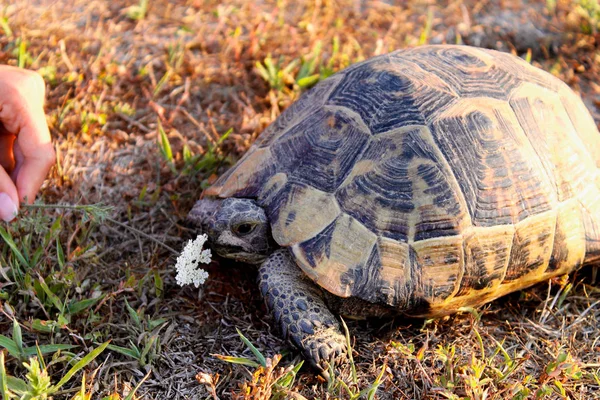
206;45;600;316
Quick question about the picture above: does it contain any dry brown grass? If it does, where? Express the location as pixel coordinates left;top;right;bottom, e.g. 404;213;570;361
1;0;600;398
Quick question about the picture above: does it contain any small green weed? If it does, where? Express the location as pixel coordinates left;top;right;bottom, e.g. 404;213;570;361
0;341;109;399
13;37;32;68
0;319;76;363
255;37;345;98
573;0;600;33
255;54;299;93
126;0;149;21
106;299;167;369
156;120;233;184
213;325;388;399
213;328;305;400
418;8;434;45
324;320;387;400
0;13;12;37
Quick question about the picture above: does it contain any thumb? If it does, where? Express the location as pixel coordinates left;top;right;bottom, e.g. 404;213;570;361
0;166;19;222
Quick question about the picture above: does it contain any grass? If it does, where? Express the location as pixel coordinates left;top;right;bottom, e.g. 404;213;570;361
570;0;600;33
1;0;600;398
0;321;111;400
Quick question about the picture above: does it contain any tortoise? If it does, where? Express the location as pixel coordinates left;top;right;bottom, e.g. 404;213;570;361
188;45;600;370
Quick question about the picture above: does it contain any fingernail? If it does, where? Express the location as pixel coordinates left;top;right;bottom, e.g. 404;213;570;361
0;193;17;222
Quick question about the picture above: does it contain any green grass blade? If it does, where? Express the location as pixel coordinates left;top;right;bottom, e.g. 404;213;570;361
31;319;55;333
53;341;109;390
0;335;19;358
124;299;142;329
473;327;485;360
418;8;433;45
123;371;151;400
22;344;77;357
37;276;65;313
0;351;9;398
48;216;62;241
255;61;270;82
147;317;167;331
76;373;87;400
56;238;65;268
153;270;163;298
275;360;303;388
217;127;233;145
329;36;339;67
30;247;44;270
35;342;47;370
0;17;12;37
297;42;321;80
213;354;261;368
236;328;267;367
557;282;573;308
67;296;103;315
282;59;299;76
264;55;277;82
361;362;387;400
458;306;481;322
336;379;356;398
153;70;171;97
18;40;27;69
139;335;157;365
340;318;357;384
107;343;141;359
0;225;29;268
157;120;173;162
12;319;23;357
296;74;320;88
182;144;193;164
6;375;27;394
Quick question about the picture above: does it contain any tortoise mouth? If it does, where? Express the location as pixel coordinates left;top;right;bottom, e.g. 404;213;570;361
213;244;268;265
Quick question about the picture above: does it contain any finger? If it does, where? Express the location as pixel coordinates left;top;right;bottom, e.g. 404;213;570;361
0;68;54;203
15;141;55;204
0;68;49;143
0;166;19;222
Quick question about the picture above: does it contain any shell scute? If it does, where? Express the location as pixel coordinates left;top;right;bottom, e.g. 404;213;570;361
266;182;340;247
504;209;556;282
336;125;471;242
292;213;378;298
257;73;345;148
430;97;556;226
204;146;276;198
396;46;520;99
271;108;371;193
458;225;515;296
412;236;464;304
327;60;424;134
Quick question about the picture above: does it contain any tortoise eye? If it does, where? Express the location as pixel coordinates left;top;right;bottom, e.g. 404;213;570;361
233;223;256;236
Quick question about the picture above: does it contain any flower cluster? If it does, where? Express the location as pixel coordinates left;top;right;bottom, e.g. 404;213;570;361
175;234;212;287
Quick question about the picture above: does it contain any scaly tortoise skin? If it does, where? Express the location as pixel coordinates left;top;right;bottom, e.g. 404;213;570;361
189;45;600;371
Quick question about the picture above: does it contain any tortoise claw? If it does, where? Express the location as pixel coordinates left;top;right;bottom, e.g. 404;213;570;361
301;327;348;377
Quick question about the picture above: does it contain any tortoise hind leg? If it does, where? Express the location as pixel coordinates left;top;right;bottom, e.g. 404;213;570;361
258;249;347;372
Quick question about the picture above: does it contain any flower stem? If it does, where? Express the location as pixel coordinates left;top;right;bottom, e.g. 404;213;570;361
22;203;179;255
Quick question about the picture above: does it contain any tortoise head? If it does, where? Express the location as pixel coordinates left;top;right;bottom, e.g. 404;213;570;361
188;198;275;264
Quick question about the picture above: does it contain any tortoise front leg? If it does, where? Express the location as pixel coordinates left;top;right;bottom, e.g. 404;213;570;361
258;249;347;372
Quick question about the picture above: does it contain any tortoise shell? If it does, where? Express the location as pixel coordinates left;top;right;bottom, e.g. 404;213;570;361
205;45;600;316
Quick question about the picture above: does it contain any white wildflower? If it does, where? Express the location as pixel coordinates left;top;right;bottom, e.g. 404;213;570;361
175;234;212;287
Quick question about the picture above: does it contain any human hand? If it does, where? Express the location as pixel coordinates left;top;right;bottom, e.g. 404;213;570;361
0;65;55;222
